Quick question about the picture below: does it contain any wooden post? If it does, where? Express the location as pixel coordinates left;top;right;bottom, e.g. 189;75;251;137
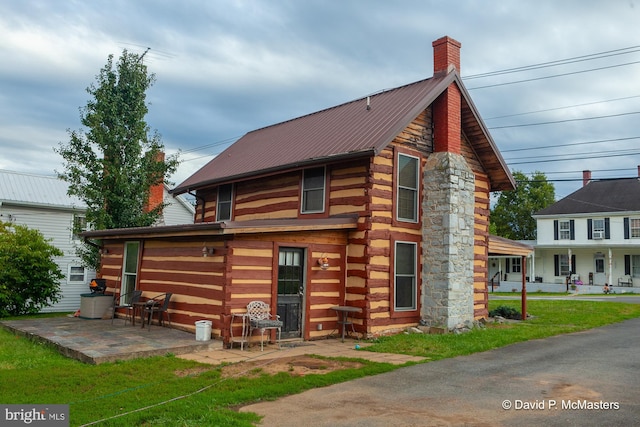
521;255;527;320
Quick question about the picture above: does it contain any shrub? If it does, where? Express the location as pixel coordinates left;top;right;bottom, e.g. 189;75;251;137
0;222;64;317
489;305;522;320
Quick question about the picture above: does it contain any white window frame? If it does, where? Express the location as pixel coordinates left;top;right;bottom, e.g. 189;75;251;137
631;218;640;238
558;220;571;240
216;184;233;221
68;265;86;283
394;241;417;311
397;153;419;223
301;167;326;214
632;255;640;278
559;254;571;276
510;257;521;273
72;214;87;241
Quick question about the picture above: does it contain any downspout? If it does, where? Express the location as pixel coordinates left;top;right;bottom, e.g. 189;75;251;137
189;191;206;223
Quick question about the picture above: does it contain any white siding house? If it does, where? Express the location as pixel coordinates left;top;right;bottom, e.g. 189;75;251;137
530;171;640;292
0;170;92;312
0;170;195;312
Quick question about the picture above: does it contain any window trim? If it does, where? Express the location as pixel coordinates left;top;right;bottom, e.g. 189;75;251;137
396;152;420;223
631;218;640;239
72;214;87;241
67;265;86;284
216;184;233;221
393;240;418;312
301;166;326;214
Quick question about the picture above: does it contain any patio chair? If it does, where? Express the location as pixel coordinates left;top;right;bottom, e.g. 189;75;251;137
143;293;173;330
247;300;282;351
111;290;143;325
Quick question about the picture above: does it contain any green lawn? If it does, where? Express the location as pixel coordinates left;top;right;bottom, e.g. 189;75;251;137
2;299;640;426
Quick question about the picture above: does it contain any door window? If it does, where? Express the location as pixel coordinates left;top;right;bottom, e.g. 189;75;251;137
121;241;140;304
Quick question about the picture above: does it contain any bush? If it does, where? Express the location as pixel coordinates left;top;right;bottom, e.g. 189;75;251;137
0;222;64;317
489;305;522;320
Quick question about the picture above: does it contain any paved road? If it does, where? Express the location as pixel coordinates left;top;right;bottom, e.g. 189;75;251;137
242;317;640;426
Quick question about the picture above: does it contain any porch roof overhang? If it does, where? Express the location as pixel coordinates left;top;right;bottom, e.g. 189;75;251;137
81;215;360;241
488;235;534;257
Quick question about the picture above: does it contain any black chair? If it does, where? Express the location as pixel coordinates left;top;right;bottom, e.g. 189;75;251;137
143;293;173;330
112;290;142;324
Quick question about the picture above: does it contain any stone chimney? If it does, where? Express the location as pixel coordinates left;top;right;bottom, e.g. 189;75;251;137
422;36;475;329
432;36;462;155
583;170;592;187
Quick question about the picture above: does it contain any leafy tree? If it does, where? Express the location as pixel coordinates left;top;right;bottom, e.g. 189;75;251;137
0;222;64;317
491;171;555;240
56;50;179;270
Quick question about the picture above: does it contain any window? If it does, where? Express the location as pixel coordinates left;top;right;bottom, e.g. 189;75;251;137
631;219;640;238
559;220;571;240
632;255;640;277
68;265;86;283
510;257;521;273
397;154;419;222
73;214;87;240
394;242;417;311
216;184;233;221
301;167;325;213
592;219;604;234
121;242;140;304
559;254;571;276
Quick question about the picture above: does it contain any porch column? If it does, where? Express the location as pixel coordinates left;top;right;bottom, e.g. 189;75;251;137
421;151;475;328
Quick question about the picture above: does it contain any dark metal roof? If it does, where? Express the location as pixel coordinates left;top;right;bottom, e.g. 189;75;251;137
534;178;640;216
174;71;514;194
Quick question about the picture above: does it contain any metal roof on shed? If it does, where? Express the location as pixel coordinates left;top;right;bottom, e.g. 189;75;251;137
0;170;85;210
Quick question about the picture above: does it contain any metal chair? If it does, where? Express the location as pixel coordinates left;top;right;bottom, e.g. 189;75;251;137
112;290;142;324
247;300;282;351
143;293;173;330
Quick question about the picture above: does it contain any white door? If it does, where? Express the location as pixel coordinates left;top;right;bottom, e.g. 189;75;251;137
594;254;606;286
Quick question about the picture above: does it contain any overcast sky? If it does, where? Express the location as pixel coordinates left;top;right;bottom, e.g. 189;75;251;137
1;0;639;200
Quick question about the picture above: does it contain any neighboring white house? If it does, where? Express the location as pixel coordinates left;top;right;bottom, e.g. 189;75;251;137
527;170;640;291
0;170;195;312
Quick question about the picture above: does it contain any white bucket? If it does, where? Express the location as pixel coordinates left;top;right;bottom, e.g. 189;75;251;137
195;320;212;341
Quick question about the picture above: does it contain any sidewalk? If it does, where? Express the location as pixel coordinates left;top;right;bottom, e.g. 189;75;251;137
178;339;426;366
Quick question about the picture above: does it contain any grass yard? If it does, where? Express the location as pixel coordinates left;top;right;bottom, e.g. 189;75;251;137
1;299;640;426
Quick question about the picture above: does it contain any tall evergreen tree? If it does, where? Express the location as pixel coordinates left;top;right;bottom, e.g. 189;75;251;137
57;50;179;270
491;171;555;240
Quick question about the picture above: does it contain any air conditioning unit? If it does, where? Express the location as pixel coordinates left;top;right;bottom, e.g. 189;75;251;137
593;231;604;240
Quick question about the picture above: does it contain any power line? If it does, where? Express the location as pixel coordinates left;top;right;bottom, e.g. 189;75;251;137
489;111;640;130
464;45;640;79
467;59;640;90
508;150;640;165
500;136;640;153
484;95;640;121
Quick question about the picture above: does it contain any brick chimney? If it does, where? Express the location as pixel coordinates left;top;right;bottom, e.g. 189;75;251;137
432;36;462;155
145;151;165;214
583;170;591;187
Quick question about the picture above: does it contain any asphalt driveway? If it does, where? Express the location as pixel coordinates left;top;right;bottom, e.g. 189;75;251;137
242;317;640;426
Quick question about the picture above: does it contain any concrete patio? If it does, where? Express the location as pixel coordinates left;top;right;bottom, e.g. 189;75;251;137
0;316;425;366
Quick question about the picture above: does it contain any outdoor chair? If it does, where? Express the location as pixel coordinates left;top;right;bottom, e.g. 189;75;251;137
111;290;142;325
247;300;282;351
143;293;173;330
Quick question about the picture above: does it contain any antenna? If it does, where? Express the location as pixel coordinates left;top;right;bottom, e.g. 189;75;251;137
137;47;151;63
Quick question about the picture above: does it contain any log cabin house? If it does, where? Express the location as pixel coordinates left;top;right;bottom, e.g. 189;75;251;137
84;36;517;344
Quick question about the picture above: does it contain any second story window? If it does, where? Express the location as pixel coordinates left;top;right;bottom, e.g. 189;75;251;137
397;154;419;222
73;214;87;241
559;220;571;240
301;167;325;213
631;218;640;238
554;219;574;240
216;184;233;221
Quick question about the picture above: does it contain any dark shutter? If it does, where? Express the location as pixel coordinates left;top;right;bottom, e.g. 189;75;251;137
571;255;576;274
554;255;560;276
605;218;610;239
625;255;631;275
554;220;559;240
505;258;510;273
587;219;593;240
624;217;630;239
569;220;575;240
